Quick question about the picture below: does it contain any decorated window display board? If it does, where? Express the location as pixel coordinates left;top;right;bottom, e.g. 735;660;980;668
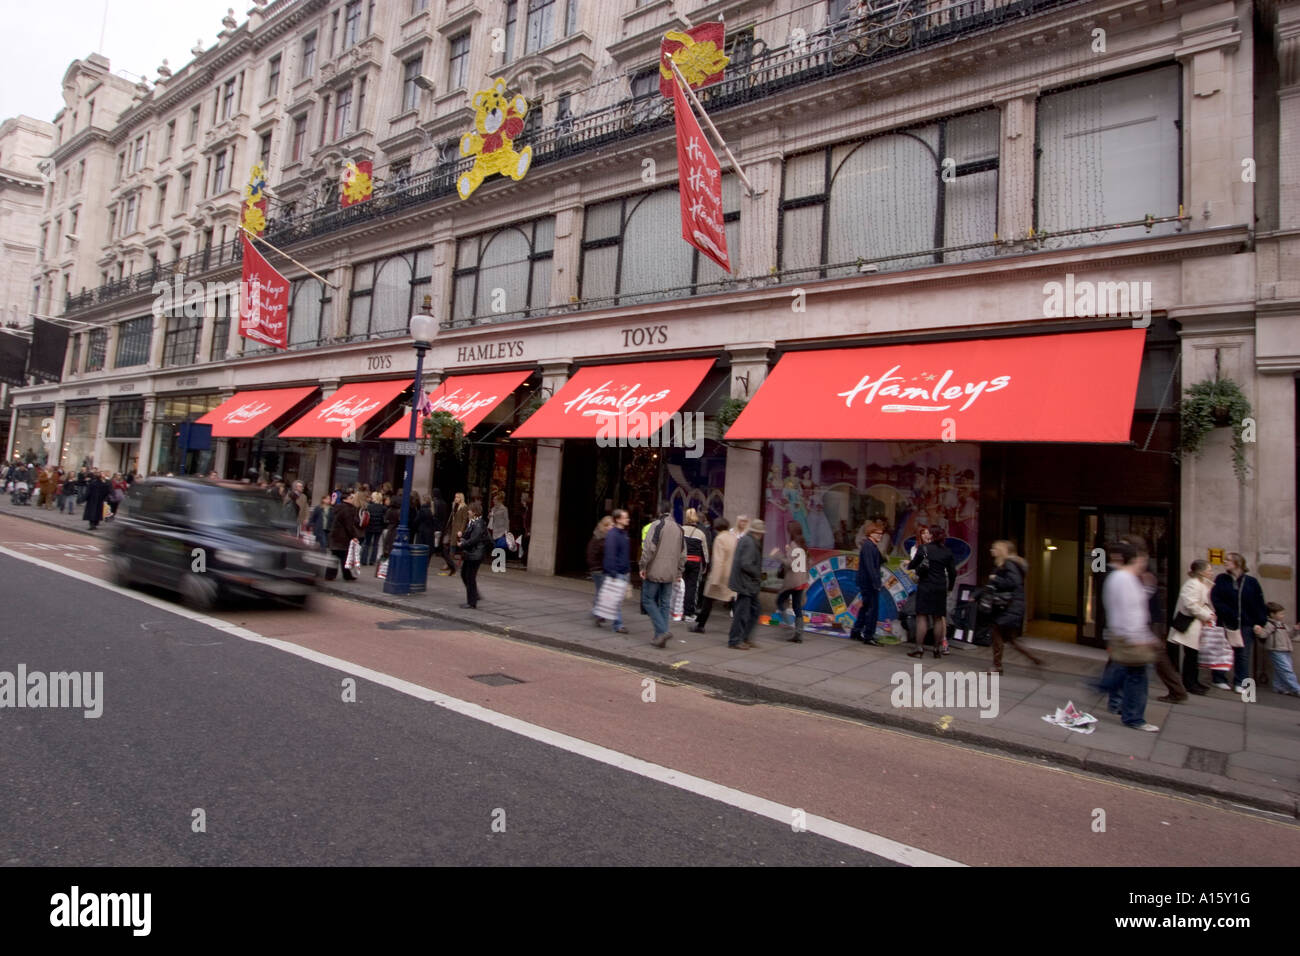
760;441;980;639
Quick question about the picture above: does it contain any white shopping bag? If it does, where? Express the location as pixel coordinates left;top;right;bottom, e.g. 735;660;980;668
671;577;685;622
593;574;629;621
345;539;361;572
1199;625;1233;672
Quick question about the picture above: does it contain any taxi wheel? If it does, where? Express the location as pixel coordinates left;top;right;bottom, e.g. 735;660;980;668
179;572;220;611
109;554;135;589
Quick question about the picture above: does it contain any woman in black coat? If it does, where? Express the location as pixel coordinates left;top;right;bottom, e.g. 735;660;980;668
907;523;957;659
82;472;111;530
458;503;491;609
987;539;1043;673
1210;552;1270;689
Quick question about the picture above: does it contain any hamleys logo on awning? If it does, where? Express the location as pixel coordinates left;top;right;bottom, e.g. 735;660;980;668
563;381;672;418
317;396;382;424
432;389;497;419
837;366;1012;413
223;401;273;425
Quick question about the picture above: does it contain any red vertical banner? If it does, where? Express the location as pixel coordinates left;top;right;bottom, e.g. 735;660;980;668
672;78;730;273
239;235;290;349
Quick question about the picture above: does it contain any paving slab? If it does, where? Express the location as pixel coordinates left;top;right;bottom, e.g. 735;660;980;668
1158;712;1246;752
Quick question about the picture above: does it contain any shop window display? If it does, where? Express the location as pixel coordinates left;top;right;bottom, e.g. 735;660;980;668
762;441;980;639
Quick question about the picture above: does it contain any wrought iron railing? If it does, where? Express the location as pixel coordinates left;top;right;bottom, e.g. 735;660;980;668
66;0;1083;316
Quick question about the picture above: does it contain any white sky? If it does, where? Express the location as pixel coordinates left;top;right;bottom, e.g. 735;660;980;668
3;0;238;124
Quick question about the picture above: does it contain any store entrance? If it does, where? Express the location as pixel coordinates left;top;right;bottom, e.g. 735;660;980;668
1017;502;1173;647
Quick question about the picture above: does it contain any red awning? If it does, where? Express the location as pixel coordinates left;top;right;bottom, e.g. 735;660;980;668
512;358;715;439
380;370;531;440
196;386;319;438
279;379;413;439
725;328;1146;443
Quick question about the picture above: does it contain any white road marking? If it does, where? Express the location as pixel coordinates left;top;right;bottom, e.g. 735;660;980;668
0;542;964;867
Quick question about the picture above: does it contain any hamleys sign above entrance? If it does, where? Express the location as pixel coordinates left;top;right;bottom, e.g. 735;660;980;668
512;358;714;440
724;328;1146;444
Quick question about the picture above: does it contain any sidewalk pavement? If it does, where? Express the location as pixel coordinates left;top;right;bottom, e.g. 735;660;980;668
4;497;1298;815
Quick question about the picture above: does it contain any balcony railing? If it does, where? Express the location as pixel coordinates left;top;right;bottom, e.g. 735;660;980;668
66;0;1081;315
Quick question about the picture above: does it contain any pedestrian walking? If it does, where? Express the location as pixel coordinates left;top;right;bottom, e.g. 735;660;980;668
986;539;1043;671
594;510;631;633
1097;537;1160;732
361;491;386;565
430;489;450;564
587;515;613;620
907;523;957;658
1140;566;1187;703
1167;559;1218;694
58;470;78;514
108;474;127;517
458;502;491;608
308;495;332;551
727;518;766;649
445;492;469;574
1255;603;1300;696
693;517;734;634
488;493;510;551
325;491;363;581
772;521;809;642
380;495;402;563
681;508;709;621
412;492;437;553
1211;553;1270;692
850;520;886;645
640;503;686;648
81;471;111;530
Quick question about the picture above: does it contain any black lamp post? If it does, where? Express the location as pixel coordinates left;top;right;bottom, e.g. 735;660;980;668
383;296;436;595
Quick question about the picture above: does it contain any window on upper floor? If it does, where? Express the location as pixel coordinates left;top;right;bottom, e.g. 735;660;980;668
155;183;167;223
260;132;272;168
348;249;432;339
221;78;237;120
504;1;518;65
67;334;80;375
131;136;145;172
526;0;555;54
291;114;308;163
115;151;125;182
124;196;139;235
164;119;176;157
107;207;117;241
267;54;282;98
1036;64;1181;246
779;108;999;279
76;159;85;191
333;86;353;140
289;275;333;347
188;105;200;143
38;225;47;261
302;33;317;78
449;34;470;91
391;161;411;189
180;171;192;211
411;0;429;12
212;151;228;194
581;180;740;306
163;312;202;367
452;218;553;323
630;66;658;99
564;0;578;36
86;328;107;372
114;317;152;368
343;0;363;50
402;56;423;111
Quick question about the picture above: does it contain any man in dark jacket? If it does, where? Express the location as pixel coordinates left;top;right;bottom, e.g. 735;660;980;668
727;518;766;649
850;520;886;645
326;494;363;581
458;503;491;608
601;509;631;633
430;489;450;553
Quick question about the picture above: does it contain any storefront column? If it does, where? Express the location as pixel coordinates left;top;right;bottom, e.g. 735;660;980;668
104;324;121;371
49;401;66;467
310;379;340;495
410;371;443;497
549;185;582;308
722;344;773;523
429;230;455;321
148;314;166;369
526;360;571;575
136;394;157;478
996;91;1036;241
212;388;235;477
326;256;353;341
198;301;216;365
4;406;16;460
91;397;111;469
1254;371;1296;606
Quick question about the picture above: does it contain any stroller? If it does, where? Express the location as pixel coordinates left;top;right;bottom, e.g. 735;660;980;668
9;481;31;506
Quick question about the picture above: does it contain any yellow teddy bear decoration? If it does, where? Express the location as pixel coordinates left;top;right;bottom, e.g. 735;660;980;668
457;78;533;200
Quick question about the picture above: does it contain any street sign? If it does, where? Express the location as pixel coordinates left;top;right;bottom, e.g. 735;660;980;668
393;440;419;456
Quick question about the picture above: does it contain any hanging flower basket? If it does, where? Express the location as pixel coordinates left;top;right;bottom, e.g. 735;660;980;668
717;397;749;434
420;410;467;460
1179;377;1252;481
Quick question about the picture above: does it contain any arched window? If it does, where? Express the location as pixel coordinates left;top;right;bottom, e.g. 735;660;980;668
450;218;554;325
347;249;432;339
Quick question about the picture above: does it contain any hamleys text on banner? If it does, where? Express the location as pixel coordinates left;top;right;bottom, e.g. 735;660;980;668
238;235;289;349
672;77;730;272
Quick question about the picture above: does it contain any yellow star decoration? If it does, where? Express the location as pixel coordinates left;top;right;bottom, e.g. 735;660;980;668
342;161;373;205
660;31;730;88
